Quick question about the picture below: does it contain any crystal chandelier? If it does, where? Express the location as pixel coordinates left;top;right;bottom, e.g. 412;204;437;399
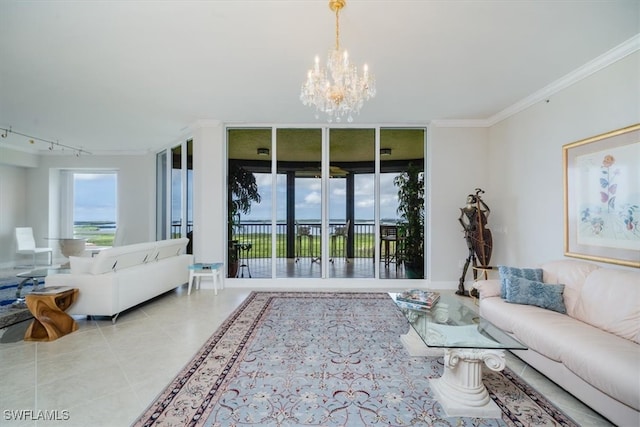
300;0;376;123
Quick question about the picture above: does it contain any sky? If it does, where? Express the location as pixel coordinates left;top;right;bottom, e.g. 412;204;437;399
168;172;402;223
73;173;117;222
75;170;401;225
240;172;401;222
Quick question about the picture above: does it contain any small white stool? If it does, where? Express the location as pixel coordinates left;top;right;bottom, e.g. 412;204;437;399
188;263;224;295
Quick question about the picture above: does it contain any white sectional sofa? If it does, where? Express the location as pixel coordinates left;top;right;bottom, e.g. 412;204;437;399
45;238;193;322
474;259;640;427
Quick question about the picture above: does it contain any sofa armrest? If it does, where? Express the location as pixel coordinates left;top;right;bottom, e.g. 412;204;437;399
473;279;501;300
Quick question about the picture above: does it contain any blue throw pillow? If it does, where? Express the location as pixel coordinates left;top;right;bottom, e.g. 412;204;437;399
498;265;543;298
504;276;567;314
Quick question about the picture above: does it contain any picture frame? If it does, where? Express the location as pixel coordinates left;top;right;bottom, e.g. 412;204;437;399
563;123;640;268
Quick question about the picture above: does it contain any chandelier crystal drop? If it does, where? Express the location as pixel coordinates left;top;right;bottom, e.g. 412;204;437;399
300;0;376;123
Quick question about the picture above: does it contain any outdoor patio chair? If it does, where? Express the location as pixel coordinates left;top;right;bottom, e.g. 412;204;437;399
295;223;313;262
330;220;350;263
380;225;399;268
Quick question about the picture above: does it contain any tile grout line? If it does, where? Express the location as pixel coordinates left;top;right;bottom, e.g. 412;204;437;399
34;342;38;427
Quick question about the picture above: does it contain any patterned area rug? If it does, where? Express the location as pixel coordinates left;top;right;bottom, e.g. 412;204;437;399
134;292;577;427
0;276;40;329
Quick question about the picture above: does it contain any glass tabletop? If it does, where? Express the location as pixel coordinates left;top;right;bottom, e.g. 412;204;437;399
16;268;71;279
391;292;526;350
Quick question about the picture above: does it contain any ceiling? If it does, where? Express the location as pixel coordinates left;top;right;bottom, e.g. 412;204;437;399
0;1;638;155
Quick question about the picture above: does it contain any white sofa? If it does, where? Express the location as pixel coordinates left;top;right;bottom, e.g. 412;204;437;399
45;238;193;322
473;259;640;427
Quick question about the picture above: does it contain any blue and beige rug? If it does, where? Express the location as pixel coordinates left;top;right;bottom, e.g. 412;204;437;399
0;276;41;329
134;292;577;427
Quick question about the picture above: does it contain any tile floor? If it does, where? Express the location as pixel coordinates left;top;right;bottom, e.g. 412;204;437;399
0;284;613;427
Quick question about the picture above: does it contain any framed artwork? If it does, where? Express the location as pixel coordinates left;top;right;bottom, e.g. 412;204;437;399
563;123;640;268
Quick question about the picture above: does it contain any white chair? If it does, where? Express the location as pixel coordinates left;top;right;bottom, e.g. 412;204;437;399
15;227;53;268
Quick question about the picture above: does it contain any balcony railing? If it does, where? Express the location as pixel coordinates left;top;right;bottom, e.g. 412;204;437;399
231;221;382;259
171;221;194;238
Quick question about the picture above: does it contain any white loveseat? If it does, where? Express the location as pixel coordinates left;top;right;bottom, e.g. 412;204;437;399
45;238;193;322
474;259;640;427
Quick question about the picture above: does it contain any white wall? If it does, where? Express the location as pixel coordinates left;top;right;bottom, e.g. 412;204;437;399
488;51;640;268
428;126;490;288
0;147;38;168
192;120;226;264
0;164;30;267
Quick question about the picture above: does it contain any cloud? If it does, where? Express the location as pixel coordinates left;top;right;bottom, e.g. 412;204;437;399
304;192;321;204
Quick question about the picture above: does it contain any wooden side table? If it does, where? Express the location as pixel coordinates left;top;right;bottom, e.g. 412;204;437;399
24;286;79;342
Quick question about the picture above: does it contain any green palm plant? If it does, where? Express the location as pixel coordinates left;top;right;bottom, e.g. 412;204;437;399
228;163;261;275
394;163;425;279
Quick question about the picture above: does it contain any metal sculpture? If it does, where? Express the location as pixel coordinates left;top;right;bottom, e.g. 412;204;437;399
457;188;493;296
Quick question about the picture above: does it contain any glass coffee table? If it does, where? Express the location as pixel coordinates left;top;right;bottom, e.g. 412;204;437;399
392;292;527;418
13;268;71;308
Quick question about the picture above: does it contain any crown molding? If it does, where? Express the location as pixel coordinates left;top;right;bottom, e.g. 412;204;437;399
431;34;640;129
487;33;640;127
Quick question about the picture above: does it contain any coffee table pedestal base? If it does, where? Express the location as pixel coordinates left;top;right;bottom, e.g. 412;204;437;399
401;328;444;357
429;348;505;418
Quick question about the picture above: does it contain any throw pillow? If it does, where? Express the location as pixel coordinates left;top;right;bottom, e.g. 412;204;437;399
498;265;543;298
504;276;567;314
472;280;501;300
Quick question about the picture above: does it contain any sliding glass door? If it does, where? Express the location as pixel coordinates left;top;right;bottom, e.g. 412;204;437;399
380;128;426;279
328;129;375;279
226;126;426;280
276;128;323;278
227;129;272;278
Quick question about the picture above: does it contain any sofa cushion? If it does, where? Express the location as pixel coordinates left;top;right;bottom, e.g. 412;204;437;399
91;243;156;274
154;238;188;261
479;297;537;335
498;265;543;298
480;297;568;361
573;268;640;344
559;323;640;411
541;259;600;317
504;277;567;314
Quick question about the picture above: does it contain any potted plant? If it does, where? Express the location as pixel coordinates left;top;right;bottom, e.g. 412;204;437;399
394;163;425;279
228;163;261;277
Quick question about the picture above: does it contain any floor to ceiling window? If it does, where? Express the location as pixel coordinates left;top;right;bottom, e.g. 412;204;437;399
380;128;426;279
227;126;426;280
58;170;118;246
156;139;193;242
328;128;375;279
227;129;272;278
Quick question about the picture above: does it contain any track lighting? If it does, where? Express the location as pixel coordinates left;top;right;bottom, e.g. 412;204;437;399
0;126;90;155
